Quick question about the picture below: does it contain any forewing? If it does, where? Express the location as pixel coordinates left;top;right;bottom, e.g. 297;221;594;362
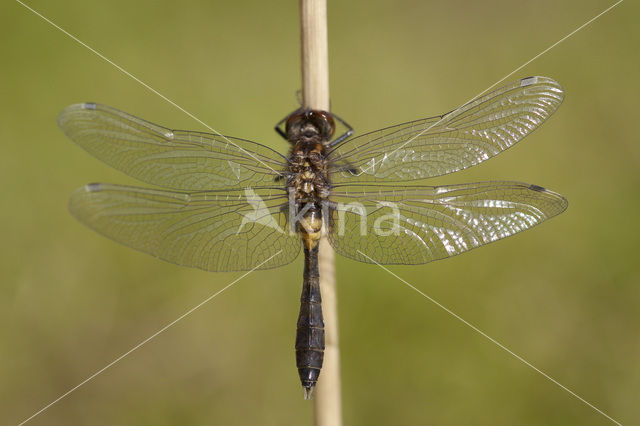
58;103;287;190
326;182;567;265
328;76;563;183
69;184;300;271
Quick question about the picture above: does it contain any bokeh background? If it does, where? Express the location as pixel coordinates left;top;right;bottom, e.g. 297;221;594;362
2;0;638;424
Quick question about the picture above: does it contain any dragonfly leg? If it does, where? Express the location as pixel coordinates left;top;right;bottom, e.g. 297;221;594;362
328;112;353;147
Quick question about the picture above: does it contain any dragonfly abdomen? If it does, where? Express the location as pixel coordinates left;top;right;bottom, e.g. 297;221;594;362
295;242;324;399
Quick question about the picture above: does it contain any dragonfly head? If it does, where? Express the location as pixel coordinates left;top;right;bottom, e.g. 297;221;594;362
285;109;335;144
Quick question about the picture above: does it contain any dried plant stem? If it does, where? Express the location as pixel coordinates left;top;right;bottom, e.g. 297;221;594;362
300;0;330;111
299;1;342;425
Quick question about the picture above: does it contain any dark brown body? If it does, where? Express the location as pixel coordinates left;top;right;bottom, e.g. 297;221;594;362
285;110;334;398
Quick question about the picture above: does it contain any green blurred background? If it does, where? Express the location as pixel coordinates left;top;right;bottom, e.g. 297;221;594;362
2;0;638;424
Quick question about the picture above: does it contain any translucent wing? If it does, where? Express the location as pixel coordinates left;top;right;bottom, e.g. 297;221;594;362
327;76;564;183
326;182;567;264
69;184;300;271
58;103;288;190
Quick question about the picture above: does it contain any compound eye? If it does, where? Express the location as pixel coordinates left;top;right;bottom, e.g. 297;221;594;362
285;111;306;138
285;112;303;131
314;111;335;140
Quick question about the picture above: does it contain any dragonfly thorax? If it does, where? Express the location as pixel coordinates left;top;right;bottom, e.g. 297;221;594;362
288;142;330;203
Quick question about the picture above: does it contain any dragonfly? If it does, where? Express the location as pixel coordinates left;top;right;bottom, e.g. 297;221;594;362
59;76;567;399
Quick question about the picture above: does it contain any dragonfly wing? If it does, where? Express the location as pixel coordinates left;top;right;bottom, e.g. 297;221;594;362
59;103;287;190
69;184;300;271
326;182;567;265
328;76;563;183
